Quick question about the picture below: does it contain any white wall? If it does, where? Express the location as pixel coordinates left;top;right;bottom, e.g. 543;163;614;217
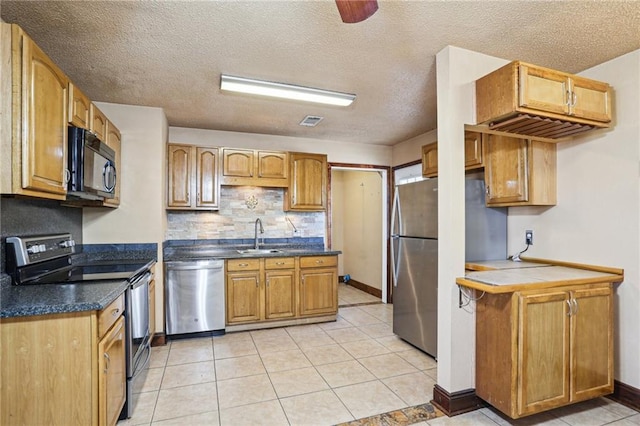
83;103;168;333
435;46;509;392
332;170;383;290
507;50;640;389
169;127;392;166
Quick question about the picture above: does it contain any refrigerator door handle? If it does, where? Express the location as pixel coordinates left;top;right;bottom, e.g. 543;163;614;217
391;235;401;287
391;187;401;237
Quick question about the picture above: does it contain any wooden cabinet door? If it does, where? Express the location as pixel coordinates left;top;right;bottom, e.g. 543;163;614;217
517;291;571;417
20;32;69;197
519;64;570;116
90;103;107;141
223;148;254;177
196;147;219;208
569;76;612;123
265;270;296;319
167;144;193;208
464;132;483;170
570;286;613;401
226;271;261;323
104;121;121;208
68;82;90;128
299;268;337;316
484;134;528;204
258;151;288;180
421;142;438;177
98;316;126;426
287;153;327;211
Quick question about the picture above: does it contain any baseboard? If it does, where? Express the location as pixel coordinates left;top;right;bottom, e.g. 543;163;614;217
341;277;382;299
431;384;485;416
151;332;167;346
607;380;640;412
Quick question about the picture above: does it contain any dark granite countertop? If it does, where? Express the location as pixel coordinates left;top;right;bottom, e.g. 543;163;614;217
1;256;156;319
1;279;129;319
164;244;341;262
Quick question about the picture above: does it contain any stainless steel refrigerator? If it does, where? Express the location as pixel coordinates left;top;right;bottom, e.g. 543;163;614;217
391;177;507;358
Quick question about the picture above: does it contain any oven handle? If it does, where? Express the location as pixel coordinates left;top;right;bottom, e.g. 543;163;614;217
130;271;152;289
132;343;151;379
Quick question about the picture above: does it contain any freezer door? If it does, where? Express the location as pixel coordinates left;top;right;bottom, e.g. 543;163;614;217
395;179;438;238
392;237;437;358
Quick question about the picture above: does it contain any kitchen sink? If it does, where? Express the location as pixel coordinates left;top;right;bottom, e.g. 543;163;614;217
236;249;283;254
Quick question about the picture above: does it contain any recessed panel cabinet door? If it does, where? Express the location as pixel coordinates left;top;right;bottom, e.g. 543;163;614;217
287;153;327;211
196;147;219;208
258;151;288;180
98;316;126;426
68;82;90;128
484;134;528;204
299;268;337;316
265;270;296;319
21;32;69;197
167;145;193;207
421;142;438;177
223;148;254;177
569;77;612;123
570;286;613;401
517;291;571;417
226;272;261;324
519;64;570;116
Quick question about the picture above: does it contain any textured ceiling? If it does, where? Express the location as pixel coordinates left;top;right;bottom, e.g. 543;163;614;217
2;1;639;146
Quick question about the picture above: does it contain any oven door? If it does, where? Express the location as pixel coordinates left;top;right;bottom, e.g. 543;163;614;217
129;271;151;370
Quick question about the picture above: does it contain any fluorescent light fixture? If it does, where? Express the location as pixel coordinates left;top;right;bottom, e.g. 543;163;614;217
220;74;356;107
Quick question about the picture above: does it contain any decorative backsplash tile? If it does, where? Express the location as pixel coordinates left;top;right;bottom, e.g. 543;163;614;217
166;187;325;240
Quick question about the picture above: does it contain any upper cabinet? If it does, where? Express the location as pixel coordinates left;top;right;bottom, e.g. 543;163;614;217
0;24;69;200
167;143;219;210
421;142;438;178
220;148;289;187
90;103;107;141
484;134;556;207
103;121;122;208
421;131;485;178
285;152;327;211
476;61;612;140
68;82;90;129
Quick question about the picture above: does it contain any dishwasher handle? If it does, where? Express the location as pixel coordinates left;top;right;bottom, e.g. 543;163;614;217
165;261;224;271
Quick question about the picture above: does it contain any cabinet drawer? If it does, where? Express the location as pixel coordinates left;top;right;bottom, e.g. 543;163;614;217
98;293;125;338
300;256;337;269
265;257;295;270
227;258;260;271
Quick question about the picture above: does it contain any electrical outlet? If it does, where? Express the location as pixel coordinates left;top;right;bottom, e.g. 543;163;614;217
525;230;533;245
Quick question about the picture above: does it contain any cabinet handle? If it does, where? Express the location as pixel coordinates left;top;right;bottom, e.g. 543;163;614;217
111;308;120;317
572;298;579;315
238;263;249;267
301;277;305;285
485;185;490;197
104;353;110;373
266;279;270;287
255;278;259;288
566;90;572;107
572;91;578;107
316;260;324;264
276;262;285;265
566;299;573;316
197;192;201;201
64;169;71;184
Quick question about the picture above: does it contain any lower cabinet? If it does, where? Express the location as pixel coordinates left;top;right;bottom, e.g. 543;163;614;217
225;255;337;326
476;283;613;419
299;256;338;316
0;293;127;426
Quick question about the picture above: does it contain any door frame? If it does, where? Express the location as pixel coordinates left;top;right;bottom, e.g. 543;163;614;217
328;162;391;303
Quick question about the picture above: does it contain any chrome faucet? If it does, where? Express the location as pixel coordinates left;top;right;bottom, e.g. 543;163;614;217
254;218;264;249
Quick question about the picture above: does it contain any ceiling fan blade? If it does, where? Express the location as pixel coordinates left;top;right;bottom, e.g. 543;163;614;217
335;0;379;23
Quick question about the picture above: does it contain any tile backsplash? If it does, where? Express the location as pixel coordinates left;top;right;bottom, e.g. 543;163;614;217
166;187;325;240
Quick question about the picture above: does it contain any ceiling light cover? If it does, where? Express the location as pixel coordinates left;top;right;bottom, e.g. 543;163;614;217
220;75;355;106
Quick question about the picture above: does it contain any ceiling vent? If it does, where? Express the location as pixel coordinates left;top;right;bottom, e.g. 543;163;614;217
299;116;324;127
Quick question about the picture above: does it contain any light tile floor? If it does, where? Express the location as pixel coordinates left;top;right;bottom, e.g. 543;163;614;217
119;283;638;426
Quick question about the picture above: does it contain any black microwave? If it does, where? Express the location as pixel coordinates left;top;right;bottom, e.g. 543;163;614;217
67;126;117;200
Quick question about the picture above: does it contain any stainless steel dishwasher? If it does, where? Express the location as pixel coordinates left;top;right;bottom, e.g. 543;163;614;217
165;259;225;336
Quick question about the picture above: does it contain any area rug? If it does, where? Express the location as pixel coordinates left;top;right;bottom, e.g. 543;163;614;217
337;402;444;425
